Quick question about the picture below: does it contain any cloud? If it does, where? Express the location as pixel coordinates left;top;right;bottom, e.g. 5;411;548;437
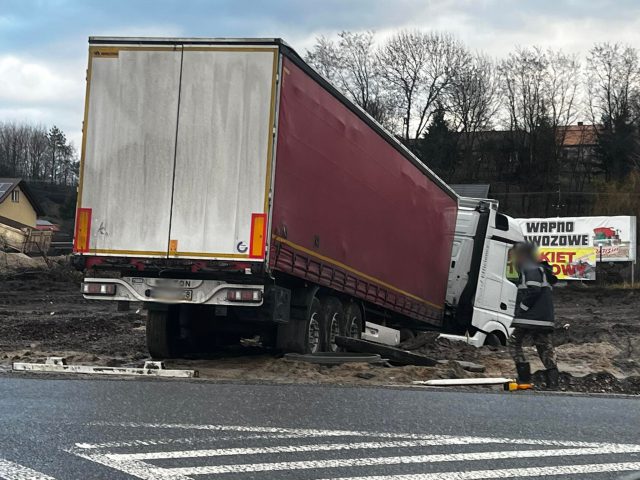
0;56;81;105
297;0;640;58
0;55;84;146
3;0;640;149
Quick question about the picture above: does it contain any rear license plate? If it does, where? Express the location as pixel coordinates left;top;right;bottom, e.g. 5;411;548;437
153;289;193;301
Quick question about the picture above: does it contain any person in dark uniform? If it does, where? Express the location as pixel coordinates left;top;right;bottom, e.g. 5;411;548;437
508;243;559;389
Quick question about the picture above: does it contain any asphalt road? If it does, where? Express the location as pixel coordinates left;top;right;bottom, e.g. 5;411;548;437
0;376;638;479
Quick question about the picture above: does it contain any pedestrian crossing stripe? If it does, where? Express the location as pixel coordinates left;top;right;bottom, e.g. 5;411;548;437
0;459;57;480
62;423;640;480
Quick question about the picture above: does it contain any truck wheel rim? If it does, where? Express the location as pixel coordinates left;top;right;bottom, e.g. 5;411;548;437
308;312;320;353
329;314;340;352
348;318;359;338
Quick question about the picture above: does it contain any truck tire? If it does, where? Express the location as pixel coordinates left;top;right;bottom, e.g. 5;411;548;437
400;328;415;342
321;297;343;352
276;296;323;354
146;307;180;359
484;332;503;347
342;302;363;339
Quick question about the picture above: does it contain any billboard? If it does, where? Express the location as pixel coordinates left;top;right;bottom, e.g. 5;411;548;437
516;216;637;262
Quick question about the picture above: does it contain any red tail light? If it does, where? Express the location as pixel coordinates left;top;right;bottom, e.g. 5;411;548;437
226;289;262;302
82;282;116;295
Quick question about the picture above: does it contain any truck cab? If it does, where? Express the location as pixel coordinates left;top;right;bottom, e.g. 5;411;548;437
442;197;524;346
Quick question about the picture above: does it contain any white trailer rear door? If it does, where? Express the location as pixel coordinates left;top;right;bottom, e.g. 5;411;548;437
80;48;182;256
78;44;277;260
168;48;277;260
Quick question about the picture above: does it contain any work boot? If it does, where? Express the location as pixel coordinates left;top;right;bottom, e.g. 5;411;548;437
515;362;531;383
546;367;559;390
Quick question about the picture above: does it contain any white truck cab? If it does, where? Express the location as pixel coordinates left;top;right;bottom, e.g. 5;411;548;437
442;197;524;347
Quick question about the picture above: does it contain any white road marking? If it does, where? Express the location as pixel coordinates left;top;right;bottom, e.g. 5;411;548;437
0;459;57;480
74;432;307;450
106;439;541;461
83;421;639;449
154;446;640;475
320;462;640;479
72;423;640;479
74;438;200;450
71;450;191;480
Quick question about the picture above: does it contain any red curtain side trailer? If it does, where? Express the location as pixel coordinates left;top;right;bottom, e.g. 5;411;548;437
270;55;458;325
75;38;459;356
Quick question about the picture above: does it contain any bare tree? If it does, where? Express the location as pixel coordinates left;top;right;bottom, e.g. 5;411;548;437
336;32;378;113
586;43;640;126
498;47;580;212
377;30;467;141
0;122;29;177
27;126;49;180
447;53;499;135
445;53;500;181
499;47;579;133
0;122;78;185
306;31;393;125
306;35;341;84
586;43;640;179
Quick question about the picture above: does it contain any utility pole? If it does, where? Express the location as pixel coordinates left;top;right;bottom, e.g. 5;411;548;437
552;187;565;217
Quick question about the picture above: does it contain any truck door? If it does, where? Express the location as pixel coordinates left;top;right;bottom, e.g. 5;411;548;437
167;47;278;260
475;239;517;318
80;48;182;256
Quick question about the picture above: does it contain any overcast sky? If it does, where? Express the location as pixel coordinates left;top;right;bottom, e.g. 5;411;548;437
2;0;640;148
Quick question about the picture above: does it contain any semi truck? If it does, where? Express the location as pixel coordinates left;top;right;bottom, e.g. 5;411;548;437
73;37;524;357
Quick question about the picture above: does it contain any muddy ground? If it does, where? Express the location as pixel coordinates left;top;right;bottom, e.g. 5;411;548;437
1;253;639;394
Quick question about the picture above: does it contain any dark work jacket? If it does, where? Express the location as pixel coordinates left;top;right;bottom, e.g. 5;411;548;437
512;260;555;330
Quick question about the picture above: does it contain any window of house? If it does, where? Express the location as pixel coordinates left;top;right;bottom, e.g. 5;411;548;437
11;189;19;203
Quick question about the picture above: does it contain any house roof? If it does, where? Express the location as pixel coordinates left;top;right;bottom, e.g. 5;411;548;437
455;126;600;148
450;184;491;199
0;214;31;230
36;219;60;231
0;178;45;216
557;124;600;147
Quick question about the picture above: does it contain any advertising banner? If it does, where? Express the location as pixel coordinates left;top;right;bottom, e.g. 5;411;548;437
539;248;597;280
505;247;597;281
516;216;637;263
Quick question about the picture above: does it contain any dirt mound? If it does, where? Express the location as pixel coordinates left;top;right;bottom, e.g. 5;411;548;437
0;252;46;271
554;287;640;345
400;332;482;363
0;270;638;394
0;254;80;281
532;370;640;394
0;271;146;365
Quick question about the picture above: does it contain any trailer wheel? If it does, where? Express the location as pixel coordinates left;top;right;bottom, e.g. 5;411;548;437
146;307;180;359
321;297;343;352
276;296;323;354
306;298;323;353
342;302;363;339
